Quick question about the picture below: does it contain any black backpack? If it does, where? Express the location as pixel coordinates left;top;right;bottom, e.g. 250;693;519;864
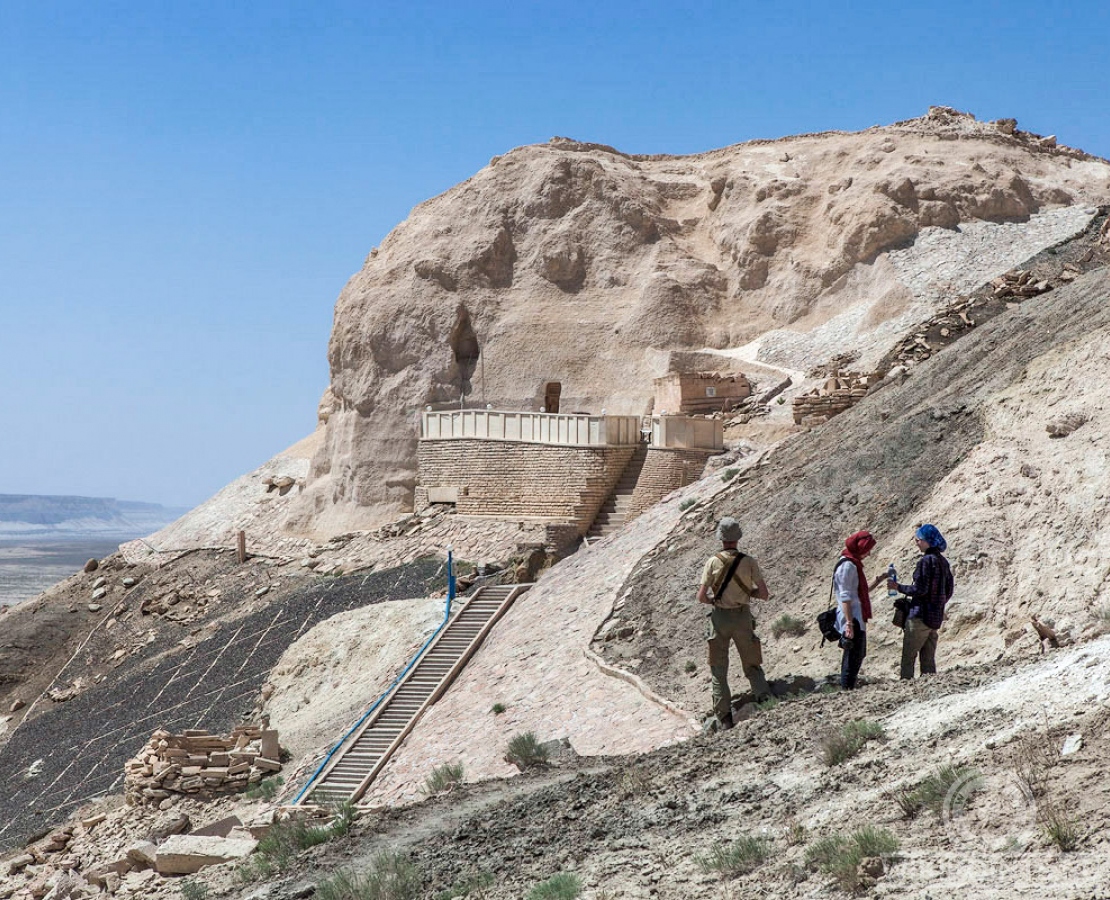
817;606;841;644
816;558;853;646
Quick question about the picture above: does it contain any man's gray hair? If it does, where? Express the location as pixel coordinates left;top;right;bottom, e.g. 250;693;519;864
716;517;743;542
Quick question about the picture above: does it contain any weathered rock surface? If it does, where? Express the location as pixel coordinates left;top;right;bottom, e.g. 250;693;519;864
154;834;257;875
291;108;1110;533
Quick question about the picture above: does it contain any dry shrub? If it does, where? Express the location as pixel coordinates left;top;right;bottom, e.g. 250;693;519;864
821;720;886;767
1010;727;1060;801
1038;796;1081;851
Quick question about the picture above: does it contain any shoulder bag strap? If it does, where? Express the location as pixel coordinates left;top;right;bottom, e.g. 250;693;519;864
713;551;747;604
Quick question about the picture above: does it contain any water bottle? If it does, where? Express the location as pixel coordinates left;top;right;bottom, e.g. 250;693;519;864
887;564;898;597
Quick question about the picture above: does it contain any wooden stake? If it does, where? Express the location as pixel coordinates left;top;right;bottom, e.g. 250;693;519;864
237;531;247;563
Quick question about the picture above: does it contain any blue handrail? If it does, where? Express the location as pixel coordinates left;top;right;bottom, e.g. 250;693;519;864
292;554;458;805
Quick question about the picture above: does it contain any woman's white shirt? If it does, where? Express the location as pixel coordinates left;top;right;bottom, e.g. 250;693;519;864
834;559;865;633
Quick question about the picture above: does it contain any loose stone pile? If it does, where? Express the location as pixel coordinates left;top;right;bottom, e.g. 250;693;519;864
791;372;877;425
989;268;1053;299
124;725;282;806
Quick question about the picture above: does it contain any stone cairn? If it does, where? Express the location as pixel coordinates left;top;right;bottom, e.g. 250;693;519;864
124;725;282;806
792;372;877;425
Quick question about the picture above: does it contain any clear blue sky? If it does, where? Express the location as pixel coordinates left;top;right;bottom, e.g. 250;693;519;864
2;1;1108;508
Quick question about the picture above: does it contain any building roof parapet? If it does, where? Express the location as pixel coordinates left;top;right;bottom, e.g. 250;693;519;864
420;410;641;447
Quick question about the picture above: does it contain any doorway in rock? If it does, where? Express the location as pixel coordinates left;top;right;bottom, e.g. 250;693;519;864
544;382;562;414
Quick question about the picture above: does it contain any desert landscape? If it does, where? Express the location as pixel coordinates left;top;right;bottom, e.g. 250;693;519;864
3;107;1110;899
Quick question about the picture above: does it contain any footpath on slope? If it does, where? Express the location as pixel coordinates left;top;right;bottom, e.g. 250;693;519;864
358;452;763;807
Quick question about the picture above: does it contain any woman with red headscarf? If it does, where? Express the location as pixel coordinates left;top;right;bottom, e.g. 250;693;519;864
834;531;885;689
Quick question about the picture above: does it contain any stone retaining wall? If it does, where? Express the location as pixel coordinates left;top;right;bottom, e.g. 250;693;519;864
791;372;876;425
626;448;715;522
415;440;635;534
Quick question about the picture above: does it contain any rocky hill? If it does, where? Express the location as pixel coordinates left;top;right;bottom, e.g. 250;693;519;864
287;106;1110;534
3;111;1110;900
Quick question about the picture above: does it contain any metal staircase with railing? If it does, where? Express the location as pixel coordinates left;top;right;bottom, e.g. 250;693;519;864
301;583;531;804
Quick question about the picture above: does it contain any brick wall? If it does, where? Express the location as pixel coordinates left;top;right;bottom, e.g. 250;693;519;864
626;448;714;522
416;440;635;533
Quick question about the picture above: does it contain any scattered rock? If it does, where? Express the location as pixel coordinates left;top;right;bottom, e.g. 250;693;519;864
85;859;133;887
1046;412;1087;437
155;834;258;875
125;841;158;867
83;559;99;573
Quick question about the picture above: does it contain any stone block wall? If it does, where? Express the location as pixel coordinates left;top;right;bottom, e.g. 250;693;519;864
791;371;877;425
415;440;635;534
626;448;715;522
654;372;752;415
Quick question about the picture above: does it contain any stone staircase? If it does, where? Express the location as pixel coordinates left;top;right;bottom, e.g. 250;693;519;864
587;442;649;539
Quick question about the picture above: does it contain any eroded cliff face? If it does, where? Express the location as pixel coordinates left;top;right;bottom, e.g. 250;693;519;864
291;108;1110;534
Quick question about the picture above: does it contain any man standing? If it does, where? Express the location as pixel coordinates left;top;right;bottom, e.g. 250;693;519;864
696;517;771;729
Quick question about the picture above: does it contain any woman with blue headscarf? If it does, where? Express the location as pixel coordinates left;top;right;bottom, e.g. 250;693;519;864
888;524;954;679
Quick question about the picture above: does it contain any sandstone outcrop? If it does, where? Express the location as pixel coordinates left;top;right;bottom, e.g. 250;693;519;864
291;108;1110;533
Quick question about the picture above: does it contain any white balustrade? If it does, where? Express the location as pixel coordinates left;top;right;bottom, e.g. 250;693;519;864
420;410;641;447
649;415;723;451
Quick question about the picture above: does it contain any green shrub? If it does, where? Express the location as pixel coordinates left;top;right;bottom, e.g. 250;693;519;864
180;879;209;900
683;659;698;673
896;765;981;819
505;732;549;769
805;826;899;891
244;803;359;876
679;498;697;511
770;614;808;638
491;702;506;715
328;800;359;837
244;774;284;801
721;468;739;482
315;852;421;900
696;835;769;877
1039;798;1081;851
423;761;465;796
821;720;886;766
526;873;582;900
